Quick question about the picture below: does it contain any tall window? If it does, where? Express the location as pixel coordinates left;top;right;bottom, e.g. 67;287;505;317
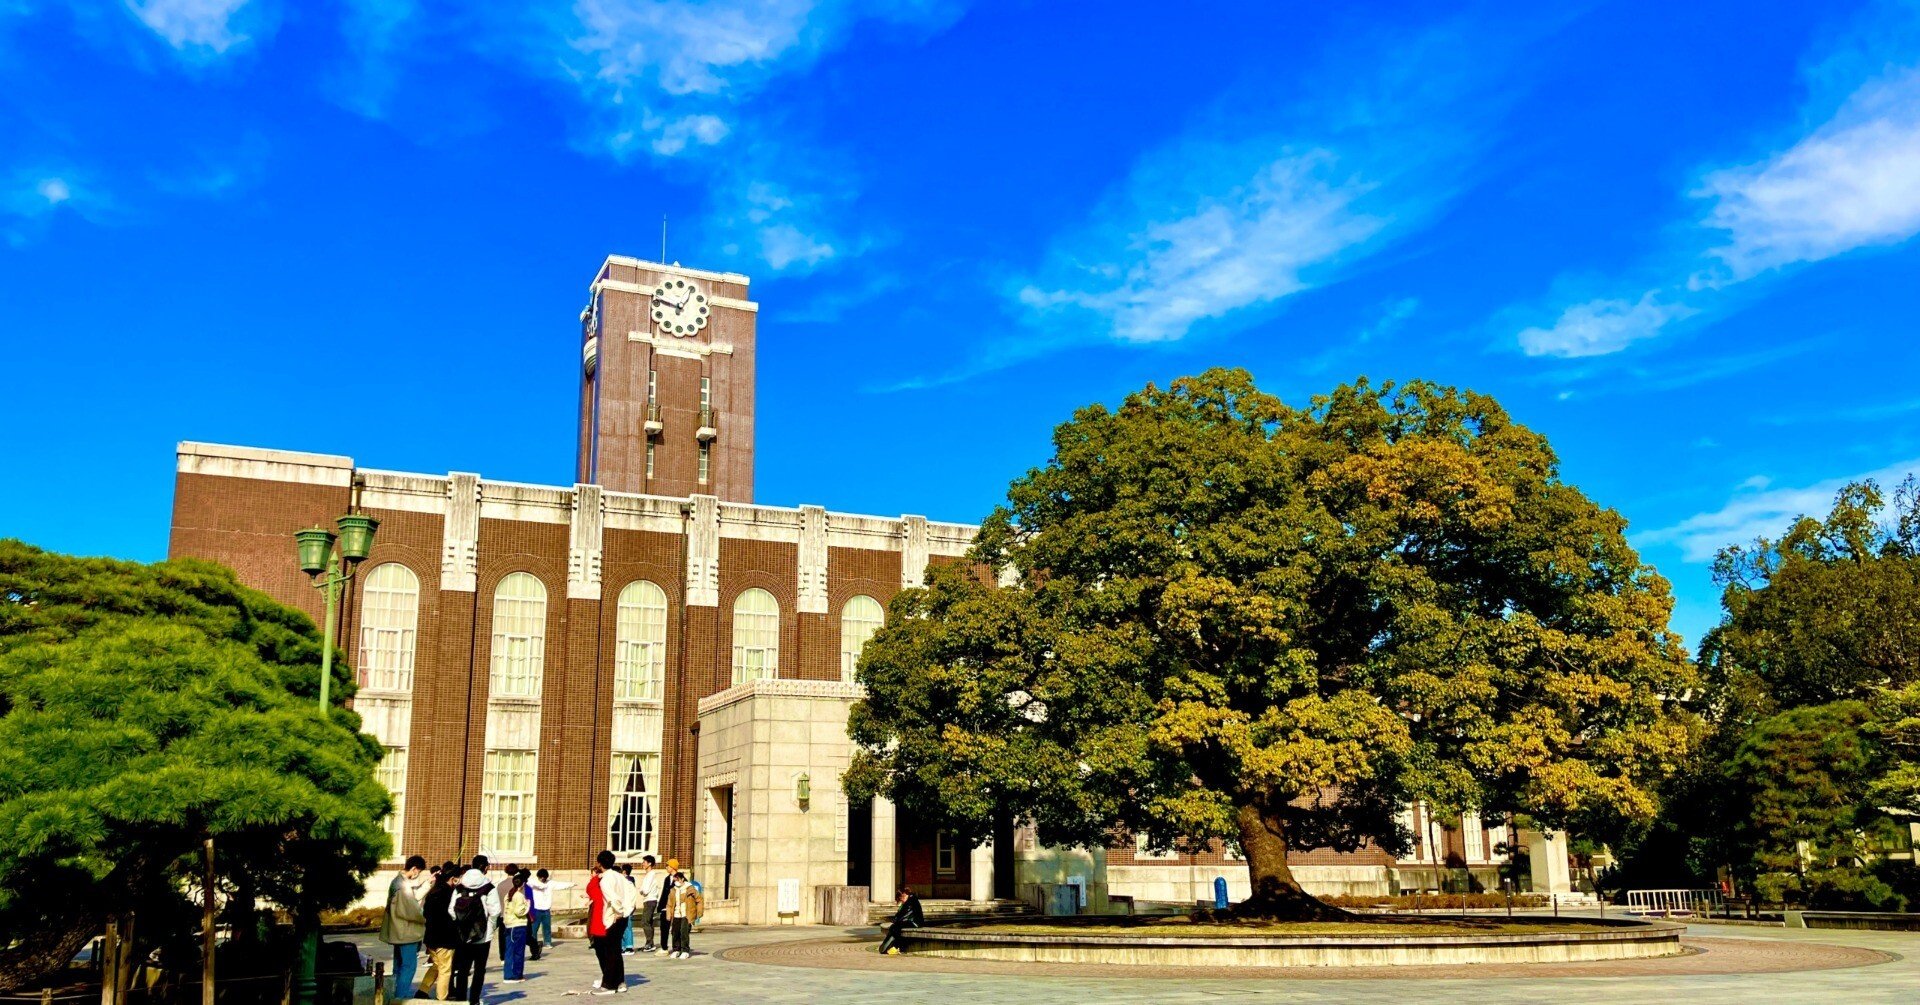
358;563;419;691
480;749;537;855
699;376;711;410
645;441;655;479
1462;811;1485;861
648;368;657;403
489;573;547;698
614;580;667;700
840;595;884;683
608;752;660;858
697;443;710;485
935;831;957;874
376;746;408;847
731;588;779;684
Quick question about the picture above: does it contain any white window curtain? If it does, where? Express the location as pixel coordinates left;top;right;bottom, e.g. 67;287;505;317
614;580;668;700
731;588;779;685
839;595;884;682
489;572;547;698
608;752;661;858
358;563;419;692
480;749;537;856
376;746;408;848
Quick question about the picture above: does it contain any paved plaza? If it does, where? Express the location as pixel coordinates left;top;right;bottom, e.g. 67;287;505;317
355;917;1919;1005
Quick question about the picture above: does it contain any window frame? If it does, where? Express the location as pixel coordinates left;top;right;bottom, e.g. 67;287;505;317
614;580;668;701
488;572;548;699
480;748;537;856
357;562;420;693
730;588;780;685
839;594;884;683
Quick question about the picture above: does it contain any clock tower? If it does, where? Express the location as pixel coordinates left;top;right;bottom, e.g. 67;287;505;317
577;256;757;502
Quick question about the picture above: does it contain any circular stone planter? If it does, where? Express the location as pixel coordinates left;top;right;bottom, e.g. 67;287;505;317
897;916;1687;968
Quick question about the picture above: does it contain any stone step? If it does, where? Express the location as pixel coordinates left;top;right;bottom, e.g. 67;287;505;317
866;899;1034;925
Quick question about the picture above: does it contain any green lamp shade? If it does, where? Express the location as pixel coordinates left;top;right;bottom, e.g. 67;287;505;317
295;528;336;576
336;514;380;563
795;773;811;804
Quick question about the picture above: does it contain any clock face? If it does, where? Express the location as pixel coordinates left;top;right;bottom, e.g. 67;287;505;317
650;278;710;338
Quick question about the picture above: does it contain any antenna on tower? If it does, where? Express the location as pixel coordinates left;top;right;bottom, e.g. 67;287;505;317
661;215;668;263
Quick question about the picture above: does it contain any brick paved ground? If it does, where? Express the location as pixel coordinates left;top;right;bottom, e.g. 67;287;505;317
351;917;1918;1005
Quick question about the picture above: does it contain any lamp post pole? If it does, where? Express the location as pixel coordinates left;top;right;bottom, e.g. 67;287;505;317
290;513;379;1005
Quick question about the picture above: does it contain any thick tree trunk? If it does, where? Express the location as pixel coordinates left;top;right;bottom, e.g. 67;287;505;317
1231;802;1353;920
0;921;97;992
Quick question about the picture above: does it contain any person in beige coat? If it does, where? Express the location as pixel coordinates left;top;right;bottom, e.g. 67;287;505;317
379;856;429;997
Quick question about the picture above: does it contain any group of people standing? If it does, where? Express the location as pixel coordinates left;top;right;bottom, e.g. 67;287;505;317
583;850;705;995
377;850;702;1001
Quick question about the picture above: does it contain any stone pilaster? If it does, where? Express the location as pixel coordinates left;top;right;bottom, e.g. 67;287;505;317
899;515;929;589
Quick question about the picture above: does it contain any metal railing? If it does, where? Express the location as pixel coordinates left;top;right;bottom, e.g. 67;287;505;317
1626;888;1722;917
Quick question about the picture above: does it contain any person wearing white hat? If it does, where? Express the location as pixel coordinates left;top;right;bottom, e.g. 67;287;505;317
449;868;502;1005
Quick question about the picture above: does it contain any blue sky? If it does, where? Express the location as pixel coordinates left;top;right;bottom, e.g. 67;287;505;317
4;0;1920;649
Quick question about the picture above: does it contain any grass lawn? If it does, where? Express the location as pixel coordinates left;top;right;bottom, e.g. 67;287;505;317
954;917;1616;938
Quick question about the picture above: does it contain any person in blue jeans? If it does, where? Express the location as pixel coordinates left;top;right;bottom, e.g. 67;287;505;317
618;865;637;954
500;869;532;983
525;868;571;956
378;856;429;997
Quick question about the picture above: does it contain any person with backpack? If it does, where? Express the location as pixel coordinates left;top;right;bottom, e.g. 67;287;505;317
586;850;634;994
499;869;532;983
380;856;429;999
665;869;702;958
416;863;459;1000
449;868;501;1005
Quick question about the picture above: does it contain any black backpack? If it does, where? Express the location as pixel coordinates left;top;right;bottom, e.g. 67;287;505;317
453;884;491;944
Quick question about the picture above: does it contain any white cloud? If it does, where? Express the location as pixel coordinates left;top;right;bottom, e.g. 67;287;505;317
1018;149;1388;343
1516;291;1696;358
1699;66;1920;279
1514;57;1920;358
648;113;728;156
1639;458;1920;562
711;177;846;274
123;0;255;53
34;177;70;205
554;0;951;159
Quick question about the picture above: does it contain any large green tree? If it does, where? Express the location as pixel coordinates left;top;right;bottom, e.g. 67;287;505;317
0;541;390;990
1723;700;1904;908
847;370;1697;918
1685;478;1920;903
1700;478;1920;720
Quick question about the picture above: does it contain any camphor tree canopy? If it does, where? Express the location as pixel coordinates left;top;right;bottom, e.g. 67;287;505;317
846;369;1697;918
0;541;391;990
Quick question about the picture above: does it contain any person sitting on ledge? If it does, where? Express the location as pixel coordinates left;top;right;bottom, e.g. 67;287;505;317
880;887;924;956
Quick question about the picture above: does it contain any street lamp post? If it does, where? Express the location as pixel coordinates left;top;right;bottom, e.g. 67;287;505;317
295;514;379;717
290;513;378;1005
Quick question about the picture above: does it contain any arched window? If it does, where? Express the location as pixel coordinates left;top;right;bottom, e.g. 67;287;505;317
615;580;668;700
731;588;779;685
840;595;884;683
489;572;547;698
358;563;419;692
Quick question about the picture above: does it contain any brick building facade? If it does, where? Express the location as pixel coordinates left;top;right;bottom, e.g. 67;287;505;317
168;253;1573;920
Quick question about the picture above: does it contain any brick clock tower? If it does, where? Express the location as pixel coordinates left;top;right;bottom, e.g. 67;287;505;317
577;256;757;502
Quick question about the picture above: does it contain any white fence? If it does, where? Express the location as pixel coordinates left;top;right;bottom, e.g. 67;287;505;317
1626;888;1722;917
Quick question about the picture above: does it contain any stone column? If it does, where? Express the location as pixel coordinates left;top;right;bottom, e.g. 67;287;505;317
870;796;897;903
969;839;994;903
1526;829;1573;895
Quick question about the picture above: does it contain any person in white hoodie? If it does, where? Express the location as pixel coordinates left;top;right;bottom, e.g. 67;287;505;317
449;868;502;1005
